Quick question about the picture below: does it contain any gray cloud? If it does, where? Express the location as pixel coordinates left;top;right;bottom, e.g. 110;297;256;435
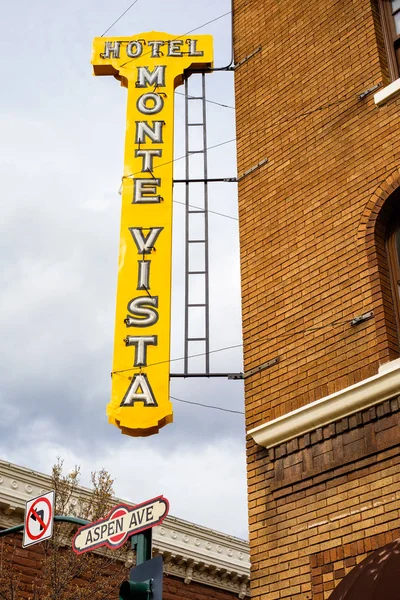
0;0;247;539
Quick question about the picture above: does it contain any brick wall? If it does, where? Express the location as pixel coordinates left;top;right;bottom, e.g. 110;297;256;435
234;0;400;426
234;0;400;597
164;575;240;600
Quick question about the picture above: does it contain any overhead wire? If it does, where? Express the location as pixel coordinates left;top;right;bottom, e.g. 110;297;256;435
170;395;244;415
113;343;243;376
121;90;358;185
111;314;368;416
100;0;140;37
175;91;235;110
112;314;359;377
119;11;232;68
173;199;238;221
122;137;236;181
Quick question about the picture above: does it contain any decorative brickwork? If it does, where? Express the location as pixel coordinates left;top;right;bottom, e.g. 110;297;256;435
310;528;400;599
248;423;400;598
269;396;400;490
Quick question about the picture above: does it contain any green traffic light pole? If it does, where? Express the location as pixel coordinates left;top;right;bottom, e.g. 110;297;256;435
119;529;153;599
130;529;152;565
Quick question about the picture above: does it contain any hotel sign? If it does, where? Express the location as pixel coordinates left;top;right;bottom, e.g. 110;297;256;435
91;33;213;436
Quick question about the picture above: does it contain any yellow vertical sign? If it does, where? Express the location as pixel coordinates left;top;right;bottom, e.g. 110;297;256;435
92;33;214;437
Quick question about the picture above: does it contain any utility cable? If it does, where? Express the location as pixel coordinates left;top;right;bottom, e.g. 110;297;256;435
101;0;140;37
109;313;367;416
122;92;356;184
175;90;235;110
170;395;244;415
173;199;238;221
122;137;236;182
258;90;357;143
111;313;359;377
112;343;243;376
119;11;231;68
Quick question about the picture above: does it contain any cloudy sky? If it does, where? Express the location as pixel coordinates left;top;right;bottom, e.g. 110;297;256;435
0;0;247;539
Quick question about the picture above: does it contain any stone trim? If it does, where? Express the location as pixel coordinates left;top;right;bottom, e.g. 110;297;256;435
268;396;400;493
0;460;250;597
374;77;400;105
248;359;400;449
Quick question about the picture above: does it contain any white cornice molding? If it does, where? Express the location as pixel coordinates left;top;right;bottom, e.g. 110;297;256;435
374;78;400;106
0;460;250;597
248;359;400;449
155;515;249;576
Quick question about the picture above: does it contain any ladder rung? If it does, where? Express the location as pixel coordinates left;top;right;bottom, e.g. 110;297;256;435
188;96;203;100
188;150;205;154
188;123;204;127
188;303;206;307
188;210;205;214
188;271;206;275
188;239;205;243
188;337;206;341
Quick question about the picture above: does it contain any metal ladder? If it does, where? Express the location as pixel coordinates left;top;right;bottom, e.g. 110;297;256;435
183;72;210;375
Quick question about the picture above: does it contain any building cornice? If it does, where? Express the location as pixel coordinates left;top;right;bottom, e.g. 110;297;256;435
0;459;250;598
374;77;400;106
248;359;400;449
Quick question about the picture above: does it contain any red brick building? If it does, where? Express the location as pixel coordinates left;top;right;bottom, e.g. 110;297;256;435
233;0;400;598
0;460;249;599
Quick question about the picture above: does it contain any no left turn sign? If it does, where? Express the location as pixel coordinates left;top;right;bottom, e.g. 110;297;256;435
23;491;55;548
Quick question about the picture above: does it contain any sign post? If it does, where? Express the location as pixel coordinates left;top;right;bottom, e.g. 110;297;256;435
72;495;168;598
91;33;214;437
23;491;55;548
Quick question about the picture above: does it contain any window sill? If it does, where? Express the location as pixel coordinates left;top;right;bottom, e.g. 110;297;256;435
374;78;400;106
247;359;400;448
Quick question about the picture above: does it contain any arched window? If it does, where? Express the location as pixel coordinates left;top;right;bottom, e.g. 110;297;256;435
367;185;400;359
379;0;400;80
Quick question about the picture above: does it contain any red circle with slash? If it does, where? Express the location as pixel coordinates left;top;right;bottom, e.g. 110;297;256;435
25;497;52;541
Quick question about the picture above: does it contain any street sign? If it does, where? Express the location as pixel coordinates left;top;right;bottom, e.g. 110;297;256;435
23;490;55;548
72;495;169;555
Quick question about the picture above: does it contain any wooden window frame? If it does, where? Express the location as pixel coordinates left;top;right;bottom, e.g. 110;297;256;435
386;221;400;340
379;0;400;80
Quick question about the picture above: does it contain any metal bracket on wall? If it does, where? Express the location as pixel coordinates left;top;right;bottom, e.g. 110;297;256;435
174;177;237;184
228;356;280;380
238;158;268;182
233;46;262;70
170;372;243;378
350;311;374;326
359;83;382;100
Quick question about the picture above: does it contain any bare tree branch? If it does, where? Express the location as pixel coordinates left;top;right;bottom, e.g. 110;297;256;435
0;460;128;600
